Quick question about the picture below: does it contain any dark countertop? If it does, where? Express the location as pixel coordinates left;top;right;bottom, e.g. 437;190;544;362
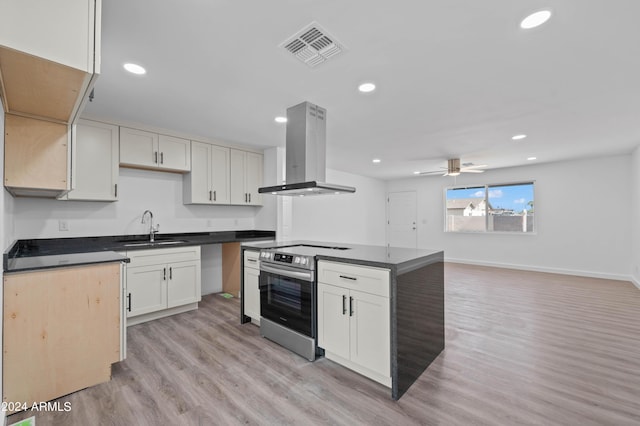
4;230;276;273
241;240;443;274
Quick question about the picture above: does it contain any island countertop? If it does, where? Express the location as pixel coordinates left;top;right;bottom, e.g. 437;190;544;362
241;240;443;274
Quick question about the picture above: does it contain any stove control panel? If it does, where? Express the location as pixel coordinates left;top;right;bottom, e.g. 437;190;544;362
259;250;314;270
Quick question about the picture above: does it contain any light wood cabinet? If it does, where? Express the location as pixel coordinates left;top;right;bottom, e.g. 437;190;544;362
230;149;263;205
183;141;230;204
317;261;391;387
3;114;70;197
3;262;121;412
120;127;191;173
242;250;261;324
0;0;100;123
64;119;119;201
124;246;201;325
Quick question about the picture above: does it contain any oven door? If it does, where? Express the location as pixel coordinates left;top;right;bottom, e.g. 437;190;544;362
259;262;314;338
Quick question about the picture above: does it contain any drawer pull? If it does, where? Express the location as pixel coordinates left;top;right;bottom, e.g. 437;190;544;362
247;259;257;263
339;275;357;281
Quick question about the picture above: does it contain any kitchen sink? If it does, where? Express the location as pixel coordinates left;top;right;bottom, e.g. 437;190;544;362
123;240;187;247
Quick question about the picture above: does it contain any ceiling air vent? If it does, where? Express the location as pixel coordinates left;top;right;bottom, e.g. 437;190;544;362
280;22;345;67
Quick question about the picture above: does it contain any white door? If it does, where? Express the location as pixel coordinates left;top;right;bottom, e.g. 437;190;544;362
120;127;158;167
167;260;201;308
317;283;350;360
387;191;417;248
350;290;390;377
158;134;191;171
243;267;261;321
188;141;212;204
230;149;246;204
245;152;263;205
126;265;167;317
211;145;231;204
68;120;119;201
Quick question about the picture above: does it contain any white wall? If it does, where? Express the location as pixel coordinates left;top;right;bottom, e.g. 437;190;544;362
290;169;387;246
631;146;640;287
11;168;261;238
387;155;632;280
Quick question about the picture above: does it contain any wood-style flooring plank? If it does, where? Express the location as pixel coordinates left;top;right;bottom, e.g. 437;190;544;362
8;263;640;425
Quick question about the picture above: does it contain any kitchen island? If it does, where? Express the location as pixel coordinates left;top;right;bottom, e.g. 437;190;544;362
241;241;444;400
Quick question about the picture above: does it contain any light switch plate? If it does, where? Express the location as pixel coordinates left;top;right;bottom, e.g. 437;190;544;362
58;220;69;231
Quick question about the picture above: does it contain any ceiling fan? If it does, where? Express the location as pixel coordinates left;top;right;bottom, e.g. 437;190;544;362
417;158;488;176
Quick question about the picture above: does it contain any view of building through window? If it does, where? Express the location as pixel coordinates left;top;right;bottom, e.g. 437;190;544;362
445;182;535;233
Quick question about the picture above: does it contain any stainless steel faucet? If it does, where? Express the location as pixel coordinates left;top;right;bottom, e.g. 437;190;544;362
141;210;159;242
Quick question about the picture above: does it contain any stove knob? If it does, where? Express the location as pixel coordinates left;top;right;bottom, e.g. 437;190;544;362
294;256;301;264
300;257;307;265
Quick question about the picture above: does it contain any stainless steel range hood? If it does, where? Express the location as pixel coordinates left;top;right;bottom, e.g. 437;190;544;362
259;101;356;196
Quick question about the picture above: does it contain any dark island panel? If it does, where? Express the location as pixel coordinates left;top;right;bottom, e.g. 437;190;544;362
392;252;445;400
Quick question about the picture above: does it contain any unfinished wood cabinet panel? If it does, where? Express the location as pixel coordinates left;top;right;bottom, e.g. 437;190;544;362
3;263;121;411
222;242;241;297
0;47;90;123
4;113;69;195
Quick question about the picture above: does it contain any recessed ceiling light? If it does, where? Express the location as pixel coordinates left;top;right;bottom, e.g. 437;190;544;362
123;63;146;75
413;171;421;175
520;10;552;29
274;116;287;123
358;82;376;93
372;158;381;163
512;134;527;140
527;157;537;161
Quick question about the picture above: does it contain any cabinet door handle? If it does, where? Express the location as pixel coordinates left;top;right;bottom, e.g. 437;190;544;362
342;295;347;315
160;152;164;164
349;296;354;316
163;267;167;281
114;183;118;197
154;151;158;164
209;190;212;201
245;193;248;202
339;275;357;281
213;190;216;201
127;293;132;312
169;267;172;280
248;193;251;203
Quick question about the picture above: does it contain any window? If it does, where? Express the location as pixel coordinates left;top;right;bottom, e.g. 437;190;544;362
445;182;535;233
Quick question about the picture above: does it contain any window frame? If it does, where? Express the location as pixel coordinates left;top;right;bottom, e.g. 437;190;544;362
443;180;536;235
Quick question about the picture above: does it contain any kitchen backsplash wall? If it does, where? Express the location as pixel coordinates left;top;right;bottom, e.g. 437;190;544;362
386;154;633;281
10;167;267;240
290;169;387;246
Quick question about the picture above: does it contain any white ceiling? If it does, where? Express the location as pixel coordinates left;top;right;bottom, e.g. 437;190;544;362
83;0;640;180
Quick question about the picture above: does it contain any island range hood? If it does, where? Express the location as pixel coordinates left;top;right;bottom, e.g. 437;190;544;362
258;101;356;196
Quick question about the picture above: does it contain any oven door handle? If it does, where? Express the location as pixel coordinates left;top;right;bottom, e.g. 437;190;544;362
260;263;314;282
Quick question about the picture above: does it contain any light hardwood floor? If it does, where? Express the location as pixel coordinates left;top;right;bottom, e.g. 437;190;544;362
7;263;640;425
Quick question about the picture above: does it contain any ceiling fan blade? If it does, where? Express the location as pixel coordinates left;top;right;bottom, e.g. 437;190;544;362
417;170;445;176
462;169;484;173
461;164;488;170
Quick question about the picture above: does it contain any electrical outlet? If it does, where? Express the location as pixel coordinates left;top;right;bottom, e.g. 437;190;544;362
58;220;69;231
234;219;239;226
207;219;213;227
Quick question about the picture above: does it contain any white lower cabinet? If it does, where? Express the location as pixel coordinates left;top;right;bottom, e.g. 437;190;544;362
243;250;260;324
317;261;391;387
124;246;201;325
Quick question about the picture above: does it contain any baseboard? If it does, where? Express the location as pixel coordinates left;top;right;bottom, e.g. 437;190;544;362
632;275;640;290
446;257;633;283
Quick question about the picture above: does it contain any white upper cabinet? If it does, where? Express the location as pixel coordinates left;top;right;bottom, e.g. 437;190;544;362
184;141;230;205
230;149;263;205
0;0;101;123
119;127;191;173
65;119;119;201
0;0;100;73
